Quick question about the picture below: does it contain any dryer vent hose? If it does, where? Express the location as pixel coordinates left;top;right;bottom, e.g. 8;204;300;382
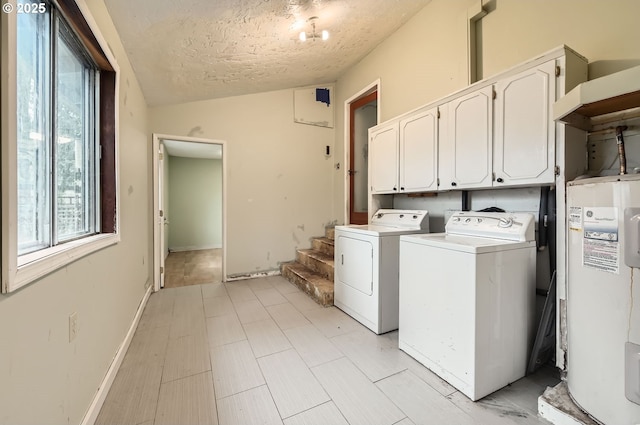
616;126;628;175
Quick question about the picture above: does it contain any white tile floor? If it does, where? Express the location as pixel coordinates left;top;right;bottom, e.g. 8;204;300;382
96;275;557;425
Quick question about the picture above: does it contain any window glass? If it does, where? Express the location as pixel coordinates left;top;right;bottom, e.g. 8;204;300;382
55;19;98;241
17;9;51;255
16;1;99;255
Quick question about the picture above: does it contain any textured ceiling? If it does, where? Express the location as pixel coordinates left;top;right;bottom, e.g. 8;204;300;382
103;0;431;106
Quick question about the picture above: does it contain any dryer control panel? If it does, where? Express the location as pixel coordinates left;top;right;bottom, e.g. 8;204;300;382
370;209;429;230
445;211;535;242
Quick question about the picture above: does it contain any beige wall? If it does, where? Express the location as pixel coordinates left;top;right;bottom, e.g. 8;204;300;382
332;0;640;221
168;157;223;251
0;0;151;423
149;90;335;277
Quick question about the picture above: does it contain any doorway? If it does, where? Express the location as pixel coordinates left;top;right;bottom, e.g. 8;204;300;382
346;82;379;224
152;134;227;292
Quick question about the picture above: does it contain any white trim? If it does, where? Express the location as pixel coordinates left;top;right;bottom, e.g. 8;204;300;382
343;79;380;225
80;285;152;425
226;269;281;282
14;234;119;291
169;245;223;252
1;10;18;294
74;0;119;69
153;134;228;292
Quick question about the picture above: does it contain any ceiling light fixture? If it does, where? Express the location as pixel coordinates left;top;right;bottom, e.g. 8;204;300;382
299;16;329;42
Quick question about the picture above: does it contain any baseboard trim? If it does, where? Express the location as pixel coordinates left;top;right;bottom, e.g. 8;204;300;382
169;245;222;252
81;285;152;425
226;269;281;281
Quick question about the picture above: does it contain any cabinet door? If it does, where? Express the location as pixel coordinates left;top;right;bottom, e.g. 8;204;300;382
369;123;399;194
399;107;438;192
440;86;493;190
494;60;556;186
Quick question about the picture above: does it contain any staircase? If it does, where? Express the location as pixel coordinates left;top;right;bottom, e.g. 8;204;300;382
281;227;335;306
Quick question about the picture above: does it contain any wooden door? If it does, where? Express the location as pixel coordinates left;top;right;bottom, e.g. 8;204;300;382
349;91;377;224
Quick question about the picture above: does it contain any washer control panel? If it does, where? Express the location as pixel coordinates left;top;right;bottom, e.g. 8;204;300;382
445;211;535;241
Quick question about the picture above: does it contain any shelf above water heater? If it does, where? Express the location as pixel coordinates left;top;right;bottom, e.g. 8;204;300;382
554;65;640;131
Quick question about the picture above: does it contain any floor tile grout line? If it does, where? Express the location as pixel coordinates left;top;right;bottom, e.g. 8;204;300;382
214;383;271;403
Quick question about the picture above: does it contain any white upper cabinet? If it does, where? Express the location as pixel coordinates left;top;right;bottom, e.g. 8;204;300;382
399;107;439;192
368;46;587;198
369;123;399;194
439;86;493;190
370;107;439;194
494;60;557;186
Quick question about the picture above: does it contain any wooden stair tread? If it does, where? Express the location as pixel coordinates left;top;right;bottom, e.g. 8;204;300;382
281;262;333;306
315;237;334;246
297;249;334;265
280;226;336;307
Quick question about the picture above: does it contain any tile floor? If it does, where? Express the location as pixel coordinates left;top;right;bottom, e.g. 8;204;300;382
96;274;558;425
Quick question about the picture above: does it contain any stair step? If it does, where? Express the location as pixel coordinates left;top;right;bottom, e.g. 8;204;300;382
281;262;333;306
325;226;335;240
312;237;334;257
296;249;334;281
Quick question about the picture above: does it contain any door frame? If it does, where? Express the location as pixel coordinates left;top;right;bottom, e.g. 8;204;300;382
152;133;227;292
349;91;377;225
343;79;380;225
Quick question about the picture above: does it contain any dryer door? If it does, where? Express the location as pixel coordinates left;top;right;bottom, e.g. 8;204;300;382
336;235;374;295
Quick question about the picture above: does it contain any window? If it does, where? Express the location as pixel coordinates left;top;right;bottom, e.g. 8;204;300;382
2;0;118;292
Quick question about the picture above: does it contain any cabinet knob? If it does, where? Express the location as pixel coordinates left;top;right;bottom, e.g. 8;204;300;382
393;187;397;191
496;177;504;183
451;182;457;187
400;187;405;191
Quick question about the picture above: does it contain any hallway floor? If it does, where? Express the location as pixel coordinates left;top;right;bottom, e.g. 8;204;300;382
96;275;558;425
164;249;222;288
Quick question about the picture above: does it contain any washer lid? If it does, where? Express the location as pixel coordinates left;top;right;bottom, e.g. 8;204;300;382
400;233;535;254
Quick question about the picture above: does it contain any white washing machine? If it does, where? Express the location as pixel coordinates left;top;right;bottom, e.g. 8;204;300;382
398;211;536;401
334;209;429;334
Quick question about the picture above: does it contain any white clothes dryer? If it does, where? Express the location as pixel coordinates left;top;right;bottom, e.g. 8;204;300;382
399;211;536;401
334;209;429;334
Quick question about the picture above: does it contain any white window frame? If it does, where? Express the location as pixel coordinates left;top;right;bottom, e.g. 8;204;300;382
1;0;120;293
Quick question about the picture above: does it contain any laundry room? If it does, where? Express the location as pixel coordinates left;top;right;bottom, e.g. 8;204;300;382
1;1;640;425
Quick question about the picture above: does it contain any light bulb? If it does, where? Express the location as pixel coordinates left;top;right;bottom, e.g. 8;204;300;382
322;30;329;41
299;31;306;42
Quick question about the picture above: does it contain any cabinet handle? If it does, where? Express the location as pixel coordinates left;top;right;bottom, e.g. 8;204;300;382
393;187;397;191
451;182;457;187
400;187;405;191
496;177;504;183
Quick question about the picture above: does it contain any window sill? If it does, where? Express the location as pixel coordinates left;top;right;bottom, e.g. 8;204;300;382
11;233;119;292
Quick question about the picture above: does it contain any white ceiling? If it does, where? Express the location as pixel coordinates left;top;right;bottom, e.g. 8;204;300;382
103;0;431;106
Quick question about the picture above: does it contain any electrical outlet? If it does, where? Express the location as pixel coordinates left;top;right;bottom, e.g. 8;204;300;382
69;312;78;342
